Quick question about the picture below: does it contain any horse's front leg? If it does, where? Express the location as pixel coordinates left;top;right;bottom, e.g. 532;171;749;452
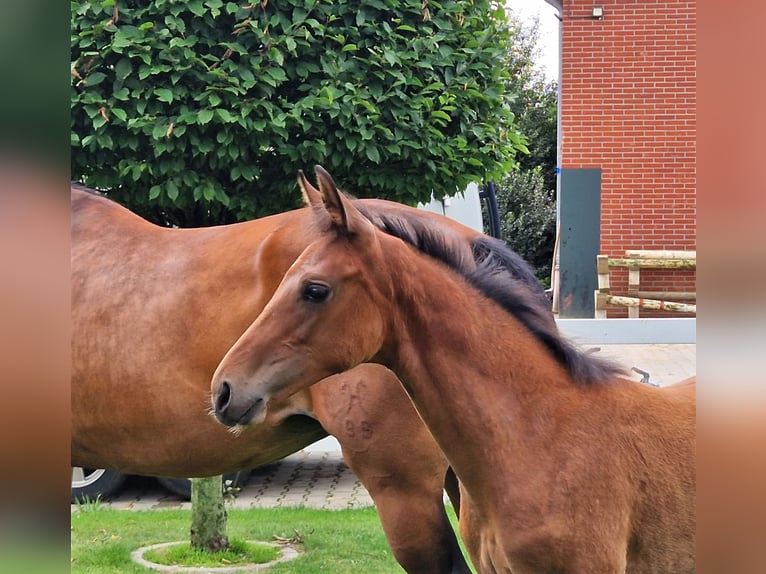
311;365;471;574
355;466;470;574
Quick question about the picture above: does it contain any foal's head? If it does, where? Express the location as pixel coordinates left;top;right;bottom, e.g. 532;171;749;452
211;166;393;428
211;167;619;430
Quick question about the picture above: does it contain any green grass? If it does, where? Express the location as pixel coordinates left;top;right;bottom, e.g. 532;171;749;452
144;538;279;567
71;506;409;573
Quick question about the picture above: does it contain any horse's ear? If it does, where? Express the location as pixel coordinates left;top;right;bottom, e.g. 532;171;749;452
297;170;322;206
315;165;373;237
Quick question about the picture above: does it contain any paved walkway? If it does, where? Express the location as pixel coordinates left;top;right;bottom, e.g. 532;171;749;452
86;344;695;512
100;450;373;512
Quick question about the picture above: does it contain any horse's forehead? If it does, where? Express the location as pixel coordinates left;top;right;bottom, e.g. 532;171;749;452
294;235;367;278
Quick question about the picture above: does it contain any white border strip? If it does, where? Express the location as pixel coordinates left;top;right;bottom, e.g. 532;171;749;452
556;318;696;344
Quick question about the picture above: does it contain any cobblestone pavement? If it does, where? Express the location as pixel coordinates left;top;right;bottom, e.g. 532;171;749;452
98;450;373;512
79;344;695;513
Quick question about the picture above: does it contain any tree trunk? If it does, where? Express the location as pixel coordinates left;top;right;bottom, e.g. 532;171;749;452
190;476;229;552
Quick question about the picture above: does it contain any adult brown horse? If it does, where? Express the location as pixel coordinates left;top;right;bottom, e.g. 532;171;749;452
211;167;697;573
72;182;496;574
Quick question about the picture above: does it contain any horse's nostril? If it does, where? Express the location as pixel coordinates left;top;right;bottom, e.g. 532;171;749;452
215;381;232;413
214;382;265;426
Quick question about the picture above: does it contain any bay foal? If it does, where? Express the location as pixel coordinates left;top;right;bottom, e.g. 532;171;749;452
212;167;696;573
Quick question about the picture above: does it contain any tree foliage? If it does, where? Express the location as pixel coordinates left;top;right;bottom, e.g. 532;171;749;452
488;15;558;284
504;17;557;191
71;0;527;226
495;167;556;287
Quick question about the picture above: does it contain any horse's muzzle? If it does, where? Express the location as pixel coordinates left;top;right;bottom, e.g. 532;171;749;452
213;381;265;427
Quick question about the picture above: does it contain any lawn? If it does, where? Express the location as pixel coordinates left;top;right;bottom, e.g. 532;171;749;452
72;504;466;572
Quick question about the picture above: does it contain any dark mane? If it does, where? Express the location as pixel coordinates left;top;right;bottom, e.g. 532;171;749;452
354;202;476;273
468;236;624;384
355;203;623;385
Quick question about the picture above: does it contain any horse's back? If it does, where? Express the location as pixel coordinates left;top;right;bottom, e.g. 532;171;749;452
670;375;696;389
659;375;697;422
71;185;151;231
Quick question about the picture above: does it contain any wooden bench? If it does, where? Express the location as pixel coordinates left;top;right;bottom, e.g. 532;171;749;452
594;250;696;318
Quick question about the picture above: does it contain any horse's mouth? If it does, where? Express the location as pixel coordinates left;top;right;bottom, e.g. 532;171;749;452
214;394;267;428
236;398;265;426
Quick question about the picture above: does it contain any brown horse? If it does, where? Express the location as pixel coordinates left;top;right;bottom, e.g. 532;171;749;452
211;167;697;573
72;182;506;574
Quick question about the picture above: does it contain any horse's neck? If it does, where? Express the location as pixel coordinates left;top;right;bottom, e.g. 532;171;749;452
380;249;576;506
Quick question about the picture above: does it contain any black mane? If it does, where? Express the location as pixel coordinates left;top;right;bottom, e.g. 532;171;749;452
355;204;623;385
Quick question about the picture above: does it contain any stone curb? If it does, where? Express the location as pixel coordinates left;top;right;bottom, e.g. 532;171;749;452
130;540;300;572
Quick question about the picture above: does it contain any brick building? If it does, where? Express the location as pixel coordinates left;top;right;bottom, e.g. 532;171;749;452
546;0;696;317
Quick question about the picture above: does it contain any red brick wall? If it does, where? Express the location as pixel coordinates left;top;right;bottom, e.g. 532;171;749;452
560;0;696;316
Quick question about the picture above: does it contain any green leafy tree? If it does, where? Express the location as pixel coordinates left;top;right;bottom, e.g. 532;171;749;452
513;81;557;192
71;0;527;226
487;15;557;283
505;16;557;192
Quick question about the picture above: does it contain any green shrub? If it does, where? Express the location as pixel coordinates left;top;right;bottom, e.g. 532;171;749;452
495;167;555;286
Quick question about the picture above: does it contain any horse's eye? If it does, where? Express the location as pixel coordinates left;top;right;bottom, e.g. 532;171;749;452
302;282;331;303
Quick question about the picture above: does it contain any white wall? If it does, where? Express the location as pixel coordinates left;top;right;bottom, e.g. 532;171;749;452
417;182;484;232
